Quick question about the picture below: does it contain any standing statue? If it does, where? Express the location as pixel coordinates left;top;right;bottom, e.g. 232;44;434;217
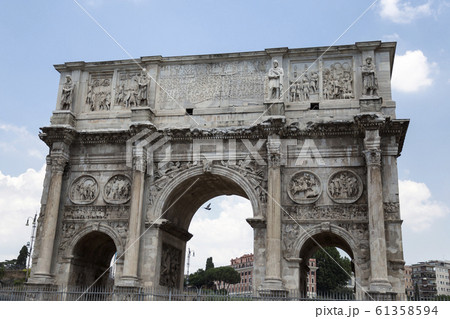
268;60;284;100
60;75;74;110
361;56;378;96
137;68;150;106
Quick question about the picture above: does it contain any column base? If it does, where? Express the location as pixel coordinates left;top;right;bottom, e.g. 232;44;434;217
369;279;392;294
116;276;141;288
27;272;55;286
24;283;58;301
258;278;287;298
113;285;143;301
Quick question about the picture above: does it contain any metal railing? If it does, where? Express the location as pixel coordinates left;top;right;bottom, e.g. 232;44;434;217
0;285;448;301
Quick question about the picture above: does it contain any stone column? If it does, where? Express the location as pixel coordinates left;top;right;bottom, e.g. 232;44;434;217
260;136;285;293
120;152;146;286
363;129;392;293
31;156;67;284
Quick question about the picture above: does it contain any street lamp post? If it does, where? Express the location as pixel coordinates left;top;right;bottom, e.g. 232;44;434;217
25;213;37;281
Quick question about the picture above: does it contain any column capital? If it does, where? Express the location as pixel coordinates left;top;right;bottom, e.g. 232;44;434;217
133;155;147;172
363;149;381;167
267;137;282;168
49;156;68;174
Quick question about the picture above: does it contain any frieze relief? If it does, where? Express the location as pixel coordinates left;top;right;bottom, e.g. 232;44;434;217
69;175;99;205
64;205;129;220
159;243;182;288
86;73;113;111
115;70;147;108
288;171;322;204
104;175;132;204
327;170;363;204
283;204;368;221
156;60;266;107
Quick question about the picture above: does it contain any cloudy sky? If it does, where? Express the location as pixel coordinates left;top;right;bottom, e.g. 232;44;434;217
0;0;449;272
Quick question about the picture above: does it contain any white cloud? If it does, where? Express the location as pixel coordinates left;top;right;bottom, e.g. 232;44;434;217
399;180;448;232
379;0;432;23
187;196;253;272
392;50;436;93
0;166;46;261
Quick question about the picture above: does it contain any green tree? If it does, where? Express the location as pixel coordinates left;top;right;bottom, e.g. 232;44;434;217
205;257;214;271
207;266;240;291
16;245;28;269
312;247;352;293
187;269;207;288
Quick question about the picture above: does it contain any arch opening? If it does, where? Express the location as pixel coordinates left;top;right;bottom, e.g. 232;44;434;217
299;232;355;297
155;169;257;290
68;231;117;289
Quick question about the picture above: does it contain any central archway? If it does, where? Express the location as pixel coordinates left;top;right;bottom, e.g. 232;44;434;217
148;165;263;290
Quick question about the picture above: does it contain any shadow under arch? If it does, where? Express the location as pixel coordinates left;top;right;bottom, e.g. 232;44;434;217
294;224;359;296
65;224;124;289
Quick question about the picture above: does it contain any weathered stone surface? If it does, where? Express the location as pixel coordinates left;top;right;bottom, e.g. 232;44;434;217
30;42;408;300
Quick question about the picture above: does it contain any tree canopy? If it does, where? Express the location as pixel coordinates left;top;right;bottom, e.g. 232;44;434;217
312;246;352;293
186;257;240;291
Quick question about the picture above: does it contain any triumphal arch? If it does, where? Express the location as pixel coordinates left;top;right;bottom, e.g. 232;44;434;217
28;41;408;300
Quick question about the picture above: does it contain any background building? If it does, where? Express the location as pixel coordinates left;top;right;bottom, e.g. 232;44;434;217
412;260;450;299
404;265;414;298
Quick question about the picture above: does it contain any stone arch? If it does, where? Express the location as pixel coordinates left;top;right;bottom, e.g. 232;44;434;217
146;164;262;289
150;164;262;228
293;223;361;296
65;224;124;288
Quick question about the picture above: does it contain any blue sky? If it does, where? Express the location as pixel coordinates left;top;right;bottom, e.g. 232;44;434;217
0;0;449;269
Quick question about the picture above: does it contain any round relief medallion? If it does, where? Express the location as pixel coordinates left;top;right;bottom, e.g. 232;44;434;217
288;171;322;204
103;174;132;204
69;175;99;204
327;170;363;204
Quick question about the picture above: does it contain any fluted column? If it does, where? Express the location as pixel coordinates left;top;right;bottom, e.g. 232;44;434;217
120;151;146;286
363;129;392;292
260;135;285;292
31;156;67;283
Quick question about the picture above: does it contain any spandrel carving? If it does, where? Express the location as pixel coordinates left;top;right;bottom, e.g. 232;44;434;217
69;175;99;204
104;175;132;204
327;170;363;204
288;171;322;204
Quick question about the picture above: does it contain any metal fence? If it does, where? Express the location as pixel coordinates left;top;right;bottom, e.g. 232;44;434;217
0;285;448;301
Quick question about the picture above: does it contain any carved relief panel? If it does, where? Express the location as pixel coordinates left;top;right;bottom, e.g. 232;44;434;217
86;73;113;111
322;59;354;100
156;60;266;108
104;175;132;204
69;175;99;204
115;70;148;108
327;170;363;204
289;62;319;102
159;243;182;288
288;171;322;204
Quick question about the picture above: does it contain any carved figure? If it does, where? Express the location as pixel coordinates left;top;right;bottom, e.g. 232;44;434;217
137;69;150;106
60;75;74;110
268;60;284;100
323;62;354;100
69;176;99;204
327;170;362;203
104;175;132;204
159;244;181;288
361;56;378;96
288;171;321;204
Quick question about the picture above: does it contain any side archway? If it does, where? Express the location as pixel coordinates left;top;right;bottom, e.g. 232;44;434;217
293;224;360;296
65;224;124;288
